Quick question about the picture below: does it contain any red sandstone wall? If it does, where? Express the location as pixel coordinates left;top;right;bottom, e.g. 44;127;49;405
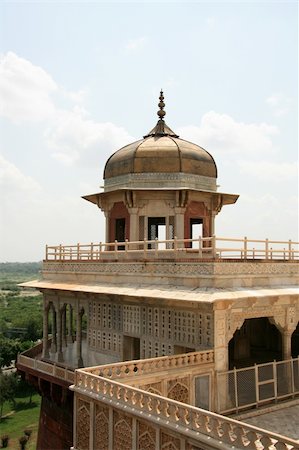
37;390;73;450
108;201;130;242
184;201;211;241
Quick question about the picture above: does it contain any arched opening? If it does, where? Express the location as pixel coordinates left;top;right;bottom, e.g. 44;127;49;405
229;317;282;369
291;322;299;358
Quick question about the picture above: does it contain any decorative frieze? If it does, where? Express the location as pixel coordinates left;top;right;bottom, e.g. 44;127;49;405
104;171;217;193
43;260;298;278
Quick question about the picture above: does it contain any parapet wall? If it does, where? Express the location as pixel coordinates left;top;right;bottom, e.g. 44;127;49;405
42;260;299;288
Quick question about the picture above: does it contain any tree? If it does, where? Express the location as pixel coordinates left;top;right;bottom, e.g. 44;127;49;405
0;373;19;417
0;338;34;370
0;338;17;368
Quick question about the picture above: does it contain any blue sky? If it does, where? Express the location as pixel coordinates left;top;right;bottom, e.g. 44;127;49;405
0;1;298;261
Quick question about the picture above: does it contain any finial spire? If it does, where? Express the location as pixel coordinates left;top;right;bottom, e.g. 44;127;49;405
157;90;166;120
143;89;179;138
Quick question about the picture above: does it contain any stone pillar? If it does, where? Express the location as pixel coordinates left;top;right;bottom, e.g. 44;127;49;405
210;212;216;236
129;208;139;243
214;306;230;413
105;212;109;244
165;216;170;246
174;207;185;244
281;329;294;393
57;307;64;362
62;305;67;347
76;307;83;368
51;308;57;353
67;305;74;343
42;304;50;359
282;330;292;360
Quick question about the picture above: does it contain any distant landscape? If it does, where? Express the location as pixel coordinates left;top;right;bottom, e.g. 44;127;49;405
0;262;42;449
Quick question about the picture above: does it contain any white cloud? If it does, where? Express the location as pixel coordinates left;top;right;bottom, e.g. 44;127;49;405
178;111;279;157
0;52;134;167
0;154;41;193
0;52;57;122
266;93;292;117
0;154;104;261
63;88;88;104
125;36;147;52
45;106;134;166
238;160;298;182
217;193;298;241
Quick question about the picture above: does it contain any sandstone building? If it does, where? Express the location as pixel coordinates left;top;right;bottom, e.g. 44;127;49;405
17;92;299;450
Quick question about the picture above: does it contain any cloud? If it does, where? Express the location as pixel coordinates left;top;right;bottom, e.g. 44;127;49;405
0;154;105;262
63;88;88;104
266;93;292;117
0;52;57;122
125;36;147;52
45;106;134;166
0;52;134;167
178;111;279;157
217;193;298;241
238;160;298;182
0;154;41;194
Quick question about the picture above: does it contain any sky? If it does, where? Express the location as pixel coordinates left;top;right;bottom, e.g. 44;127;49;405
0;1;298;262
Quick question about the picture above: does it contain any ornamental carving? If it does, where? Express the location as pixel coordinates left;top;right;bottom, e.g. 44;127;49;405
138;421;156;450
167;378;189;404
77;399;90;450
43;261;298;277
142;382;163;396
113;411;132;450
95;404;109;450
161;432;181;450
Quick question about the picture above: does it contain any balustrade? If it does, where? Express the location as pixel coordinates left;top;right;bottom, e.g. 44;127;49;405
84;350;214;380
45;236;298;261
72;368;299;449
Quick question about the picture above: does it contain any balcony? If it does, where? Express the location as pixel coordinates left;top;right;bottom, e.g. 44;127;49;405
36;236;299;290
71;354;299;450
45;236;299;261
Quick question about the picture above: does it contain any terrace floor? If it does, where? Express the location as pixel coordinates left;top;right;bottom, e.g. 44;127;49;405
40;338;119;370
242;403;299;441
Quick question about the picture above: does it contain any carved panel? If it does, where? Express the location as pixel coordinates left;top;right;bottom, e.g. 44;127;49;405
95;404;109;450
167;377;189;404
43;260;298;277
138;421;156;450
77;399;90;450
142;382;163;396
161;431;181;450
113;411;132;450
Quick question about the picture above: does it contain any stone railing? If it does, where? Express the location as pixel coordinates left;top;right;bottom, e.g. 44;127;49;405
17;354;75;384
73;369;299;450
45;236;298;261
84;350;214;379
21;341;45;358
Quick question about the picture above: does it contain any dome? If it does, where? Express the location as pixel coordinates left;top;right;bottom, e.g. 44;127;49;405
104;135;217;180
103;91;217;193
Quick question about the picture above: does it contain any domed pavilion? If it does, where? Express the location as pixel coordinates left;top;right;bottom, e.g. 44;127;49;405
84;91;238;245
